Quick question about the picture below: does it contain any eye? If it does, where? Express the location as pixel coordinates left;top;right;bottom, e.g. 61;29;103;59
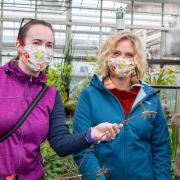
32;41;41;46
46;44;54;49
125;53;134;58
112;51;121;57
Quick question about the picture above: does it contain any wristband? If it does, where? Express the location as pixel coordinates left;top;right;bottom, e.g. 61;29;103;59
85;128;95;145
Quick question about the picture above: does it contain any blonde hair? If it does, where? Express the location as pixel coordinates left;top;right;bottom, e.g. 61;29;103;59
97;31;148;78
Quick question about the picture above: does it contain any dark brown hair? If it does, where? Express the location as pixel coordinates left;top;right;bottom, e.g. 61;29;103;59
18;19;54;45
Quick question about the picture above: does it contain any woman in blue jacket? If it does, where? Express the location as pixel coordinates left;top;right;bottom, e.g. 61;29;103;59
73;32;171;180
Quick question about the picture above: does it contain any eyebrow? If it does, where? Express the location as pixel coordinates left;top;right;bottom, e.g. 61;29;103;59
125;52;134;56
113;50;134;55
32;39;54;44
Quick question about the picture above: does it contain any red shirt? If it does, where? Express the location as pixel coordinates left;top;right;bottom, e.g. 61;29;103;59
111;86;140;118
104;77;141;118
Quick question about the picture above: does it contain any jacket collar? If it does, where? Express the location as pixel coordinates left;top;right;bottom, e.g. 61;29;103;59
91;74;156;100
4;60;47;84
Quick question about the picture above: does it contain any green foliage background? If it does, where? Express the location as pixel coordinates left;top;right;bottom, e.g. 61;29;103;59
41;141;79;180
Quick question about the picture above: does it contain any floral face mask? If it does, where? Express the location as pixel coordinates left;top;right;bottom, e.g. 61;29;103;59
22;44;53;72
107;57;136;78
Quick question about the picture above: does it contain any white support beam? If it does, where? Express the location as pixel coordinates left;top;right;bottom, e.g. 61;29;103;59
132;0;180;4
65;0;72;52
0;17;171;31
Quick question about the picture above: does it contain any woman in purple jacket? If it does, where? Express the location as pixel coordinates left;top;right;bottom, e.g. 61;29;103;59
0;19;122;180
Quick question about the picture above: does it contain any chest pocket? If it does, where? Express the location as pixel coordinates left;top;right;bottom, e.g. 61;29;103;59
128;100;157;141
129;115;154;141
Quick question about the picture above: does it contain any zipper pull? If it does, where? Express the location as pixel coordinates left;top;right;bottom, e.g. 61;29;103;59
30;76;33;83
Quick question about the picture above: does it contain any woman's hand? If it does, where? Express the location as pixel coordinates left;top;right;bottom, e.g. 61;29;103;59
91;122;123;142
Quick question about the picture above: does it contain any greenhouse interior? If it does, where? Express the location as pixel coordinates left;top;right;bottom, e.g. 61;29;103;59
1;0;180;180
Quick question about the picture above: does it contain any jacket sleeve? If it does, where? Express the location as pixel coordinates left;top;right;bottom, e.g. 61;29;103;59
73;90;106;180
48;91;90;157
151;98;171;180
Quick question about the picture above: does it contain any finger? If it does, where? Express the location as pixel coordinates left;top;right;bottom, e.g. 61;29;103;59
106;125;116;138
116;124;124;134
118;123;124;129
101;130;111;141
112;125;119;135
112;123;121;134
105;131;112;140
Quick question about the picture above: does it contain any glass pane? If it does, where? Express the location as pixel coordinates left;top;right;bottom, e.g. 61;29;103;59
72;25;99;58
132;29;161;59
133;2;162;27
164;4;180;28
3;0;35;18
154;87;180;121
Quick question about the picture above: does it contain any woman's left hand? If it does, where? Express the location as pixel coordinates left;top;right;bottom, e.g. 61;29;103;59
91;122;123;142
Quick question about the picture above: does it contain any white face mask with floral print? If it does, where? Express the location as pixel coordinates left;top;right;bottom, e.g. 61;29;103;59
108;57;136;78
22;45;53;72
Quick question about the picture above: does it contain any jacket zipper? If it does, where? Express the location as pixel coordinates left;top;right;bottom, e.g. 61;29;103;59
15;125;23;175
17;76;33;173
122;91;159;179
24;76;33;100
103;89;125;120
17;127;24;174
124;124;128;180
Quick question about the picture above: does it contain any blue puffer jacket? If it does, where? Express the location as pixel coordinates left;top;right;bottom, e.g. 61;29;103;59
73;74;171;180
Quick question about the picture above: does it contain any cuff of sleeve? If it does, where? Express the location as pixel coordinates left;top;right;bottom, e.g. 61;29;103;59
85;128;95;145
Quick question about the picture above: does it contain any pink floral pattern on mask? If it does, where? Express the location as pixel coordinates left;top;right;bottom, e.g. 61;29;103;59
23;45;53;72
108;57;136;78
